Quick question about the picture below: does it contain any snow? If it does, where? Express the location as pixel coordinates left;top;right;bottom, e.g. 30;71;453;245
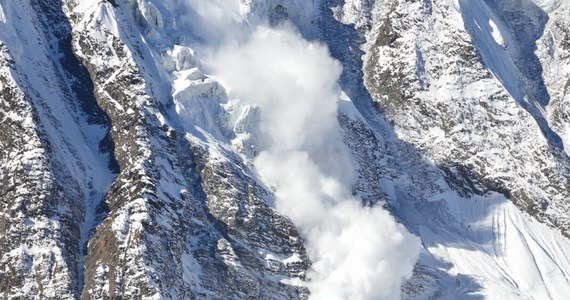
101;0;421;297
337;90;364;119
459;0;524;101
0;4;5;24
209;24;420;299
22;0;569;298
350;0;570;297
173;76;228;141
0;1;120;295
181;253;203;291
179;0;570;298
488;19;504;46
98;3;120;36
418;192;570;299
70;0;98;16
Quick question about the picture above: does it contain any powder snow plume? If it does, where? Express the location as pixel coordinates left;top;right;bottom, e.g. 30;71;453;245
209;26;420;299
188;1;421;298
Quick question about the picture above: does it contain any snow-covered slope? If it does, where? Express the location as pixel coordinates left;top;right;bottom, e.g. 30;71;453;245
0;0;117;297
1;0;570;299
350;0;570;297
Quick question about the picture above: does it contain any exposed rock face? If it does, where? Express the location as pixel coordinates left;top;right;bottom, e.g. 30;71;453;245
361;0;570;232
1;0;570;299
2;0;310;298
65;1;310;298
0;0;115;297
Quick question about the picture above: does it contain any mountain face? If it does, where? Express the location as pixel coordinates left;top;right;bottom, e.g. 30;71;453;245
1;0;570;299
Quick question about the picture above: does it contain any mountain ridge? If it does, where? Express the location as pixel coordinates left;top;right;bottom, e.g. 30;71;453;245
1;0;570;299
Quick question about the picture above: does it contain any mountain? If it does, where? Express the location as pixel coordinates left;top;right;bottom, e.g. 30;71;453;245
1;0;570;299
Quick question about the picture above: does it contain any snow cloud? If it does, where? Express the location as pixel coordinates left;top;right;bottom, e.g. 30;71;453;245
181;0;252;45
188;1;421;298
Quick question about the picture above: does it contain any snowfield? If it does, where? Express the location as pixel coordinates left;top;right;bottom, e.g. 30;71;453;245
415;193;570;299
